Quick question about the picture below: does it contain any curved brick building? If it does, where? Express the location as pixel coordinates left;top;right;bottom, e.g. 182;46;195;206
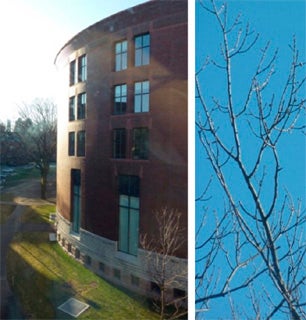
55;0;187;300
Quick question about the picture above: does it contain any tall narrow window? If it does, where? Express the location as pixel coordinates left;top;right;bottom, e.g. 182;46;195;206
77;93;86;119
118;175;140;256
114;84;127;114
112;129;126;159
115;40;128;71
135;33;150;66
77;131;85;157
71;169;81;234
69;96;75;121
132;128;149;160
70;60;76;86
134;81;149;113
68;132;75;156
78;55;87;82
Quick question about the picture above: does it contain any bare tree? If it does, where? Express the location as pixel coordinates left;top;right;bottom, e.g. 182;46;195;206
140;207;187;319
18;98;57;199
196;1;306;319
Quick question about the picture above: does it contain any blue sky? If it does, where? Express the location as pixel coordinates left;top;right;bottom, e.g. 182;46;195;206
196;0;305;202
0;0;146;123
196;0;305;318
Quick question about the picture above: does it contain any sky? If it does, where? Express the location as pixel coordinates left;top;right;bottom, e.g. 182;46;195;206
196;0;305;318
0;0;146;124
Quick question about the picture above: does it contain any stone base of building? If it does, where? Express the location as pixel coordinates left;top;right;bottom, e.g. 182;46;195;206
56;212;187;305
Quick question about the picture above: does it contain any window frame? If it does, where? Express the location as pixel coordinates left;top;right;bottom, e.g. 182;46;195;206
68;132;75;156
77;92;86;120
134;33;150;67
112;128;126;159
69;96;75;121
134;80;150;113
118;175;140;256
77;130;86;157
69;60;76;86
114;84;127;114
132;127;149;160
115;40;128;71
78;55;87;82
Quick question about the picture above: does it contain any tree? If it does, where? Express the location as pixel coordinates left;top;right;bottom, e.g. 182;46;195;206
18;98;57;199
140;207;187;319
196;1;305;318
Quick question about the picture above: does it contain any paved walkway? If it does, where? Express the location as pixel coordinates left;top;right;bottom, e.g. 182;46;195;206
0;205;26;319
0;177;56;319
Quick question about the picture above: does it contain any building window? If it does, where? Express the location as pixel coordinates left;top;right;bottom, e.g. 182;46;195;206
114;84;127;114
135;33;150;66
69;60;76;86
112;129;126;159
134;81;149;113
118;175;140;256
71;169;81;234
77;131;85;157
115;40;127;71
132;128;149;160
68;132;75;156
69;96;75;121
77;93;86;119
78;55;87;82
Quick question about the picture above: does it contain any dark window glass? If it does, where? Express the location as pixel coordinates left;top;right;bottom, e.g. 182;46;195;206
114;84;127;114
132;128;149;160
115;40;128;71
134;81;149;113
69;96;75;121
112;128;126;159
78;55;87;82
77;93;86;119
135;33;150;66
71;169;81;234
70;60;76;86
68;132;75;156
118;175;140;256
77;131;85;157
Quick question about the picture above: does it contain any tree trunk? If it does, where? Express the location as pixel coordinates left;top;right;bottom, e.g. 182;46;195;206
40;165;49;200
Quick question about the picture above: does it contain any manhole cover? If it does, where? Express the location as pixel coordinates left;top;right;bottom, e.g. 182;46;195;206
58;298;90;318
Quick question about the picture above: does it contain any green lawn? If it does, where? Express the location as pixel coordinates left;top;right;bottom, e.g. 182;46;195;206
7;205;159;319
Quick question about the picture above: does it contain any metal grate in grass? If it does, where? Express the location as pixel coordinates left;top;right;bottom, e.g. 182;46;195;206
58;298;90;318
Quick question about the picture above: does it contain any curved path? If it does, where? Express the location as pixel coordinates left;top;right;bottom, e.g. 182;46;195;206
0;176;56;319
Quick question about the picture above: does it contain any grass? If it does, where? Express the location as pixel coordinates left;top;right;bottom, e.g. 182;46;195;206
7;205;159;319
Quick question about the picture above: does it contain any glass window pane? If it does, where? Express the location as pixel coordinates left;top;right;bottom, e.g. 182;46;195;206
143;34;150;47
143;81;149;93
130;197;139;209
135;82;141;94
135;50;141;66
120;195;129;206
134;96;141;113
135;36;142;48
143;48;150;65
122;53;127;70
119;207;129;253
142;94;149;112
115;42;121;54
122;40;127;52
129;209;139;255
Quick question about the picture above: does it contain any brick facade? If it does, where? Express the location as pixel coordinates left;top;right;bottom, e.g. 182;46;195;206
55;0;187;299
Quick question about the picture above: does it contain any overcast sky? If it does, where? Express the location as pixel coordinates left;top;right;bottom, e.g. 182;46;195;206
0;0;147;123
